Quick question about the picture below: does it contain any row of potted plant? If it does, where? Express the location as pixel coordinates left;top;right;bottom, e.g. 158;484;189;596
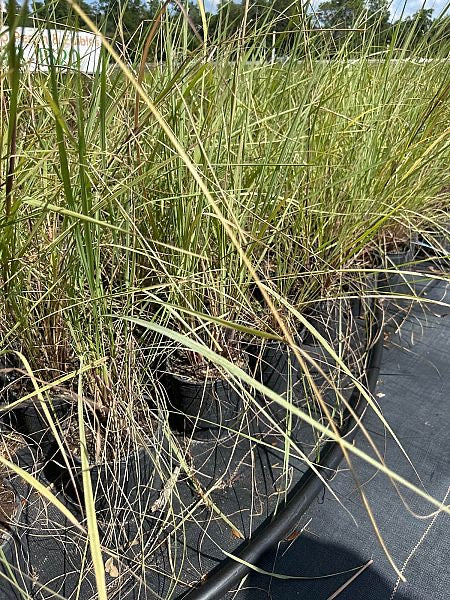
0;13;447;593
0;229;430;597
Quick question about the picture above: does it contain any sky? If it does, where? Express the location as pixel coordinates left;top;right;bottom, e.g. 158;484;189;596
201;1;449;19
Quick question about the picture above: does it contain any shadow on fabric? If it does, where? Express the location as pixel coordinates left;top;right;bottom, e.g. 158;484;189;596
234;533;412;600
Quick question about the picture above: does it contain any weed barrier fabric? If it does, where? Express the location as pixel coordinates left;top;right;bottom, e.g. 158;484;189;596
233;278;450;600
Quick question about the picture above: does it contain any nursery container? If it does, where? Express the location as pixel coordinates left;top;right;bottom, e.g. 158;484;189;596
246;339;302;398
414;224;450;266
245;338;306;429
0;404;18;434
162;372;243;439
43;421;167;533
0;491;29;600
346;272;380;324
296;297;370;408
379;235;420;297
0;358;20;432
302;303;336;345
14;395;73;457
301;299;361;346
0;356;73;455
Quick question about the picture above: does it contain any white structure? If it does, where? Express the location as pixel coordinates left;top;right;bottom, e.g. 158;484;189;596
0;27;101;73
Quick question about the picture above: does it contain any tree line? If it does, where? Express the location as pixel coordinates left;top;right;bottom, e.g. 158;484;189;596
7;0;450;58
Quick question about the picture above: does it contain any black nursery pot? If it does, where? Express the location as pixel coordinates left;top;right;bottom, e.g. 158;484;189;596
344;272;380;325
162;372;243;439
246;340;302;398
245;338;305;428
0;357;21;432
0;357;73;453
378;238;418;297
302;299;357;346
14;396;73;457
0;495;30;599
302;304;334;346
44;428;166;526
413;224;449;264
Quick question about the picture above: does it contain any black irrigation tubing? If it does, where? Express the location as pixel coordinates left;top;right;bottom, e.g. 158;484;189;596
181;301;384;600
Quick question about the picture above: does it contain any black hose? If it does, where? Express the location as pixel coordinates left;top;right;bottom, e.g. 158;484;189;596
182;302;384;600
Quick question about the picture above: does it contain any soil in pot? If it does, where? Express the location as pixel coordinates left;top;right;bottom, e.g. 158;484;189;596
161;347;248;440
380;227;418;255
